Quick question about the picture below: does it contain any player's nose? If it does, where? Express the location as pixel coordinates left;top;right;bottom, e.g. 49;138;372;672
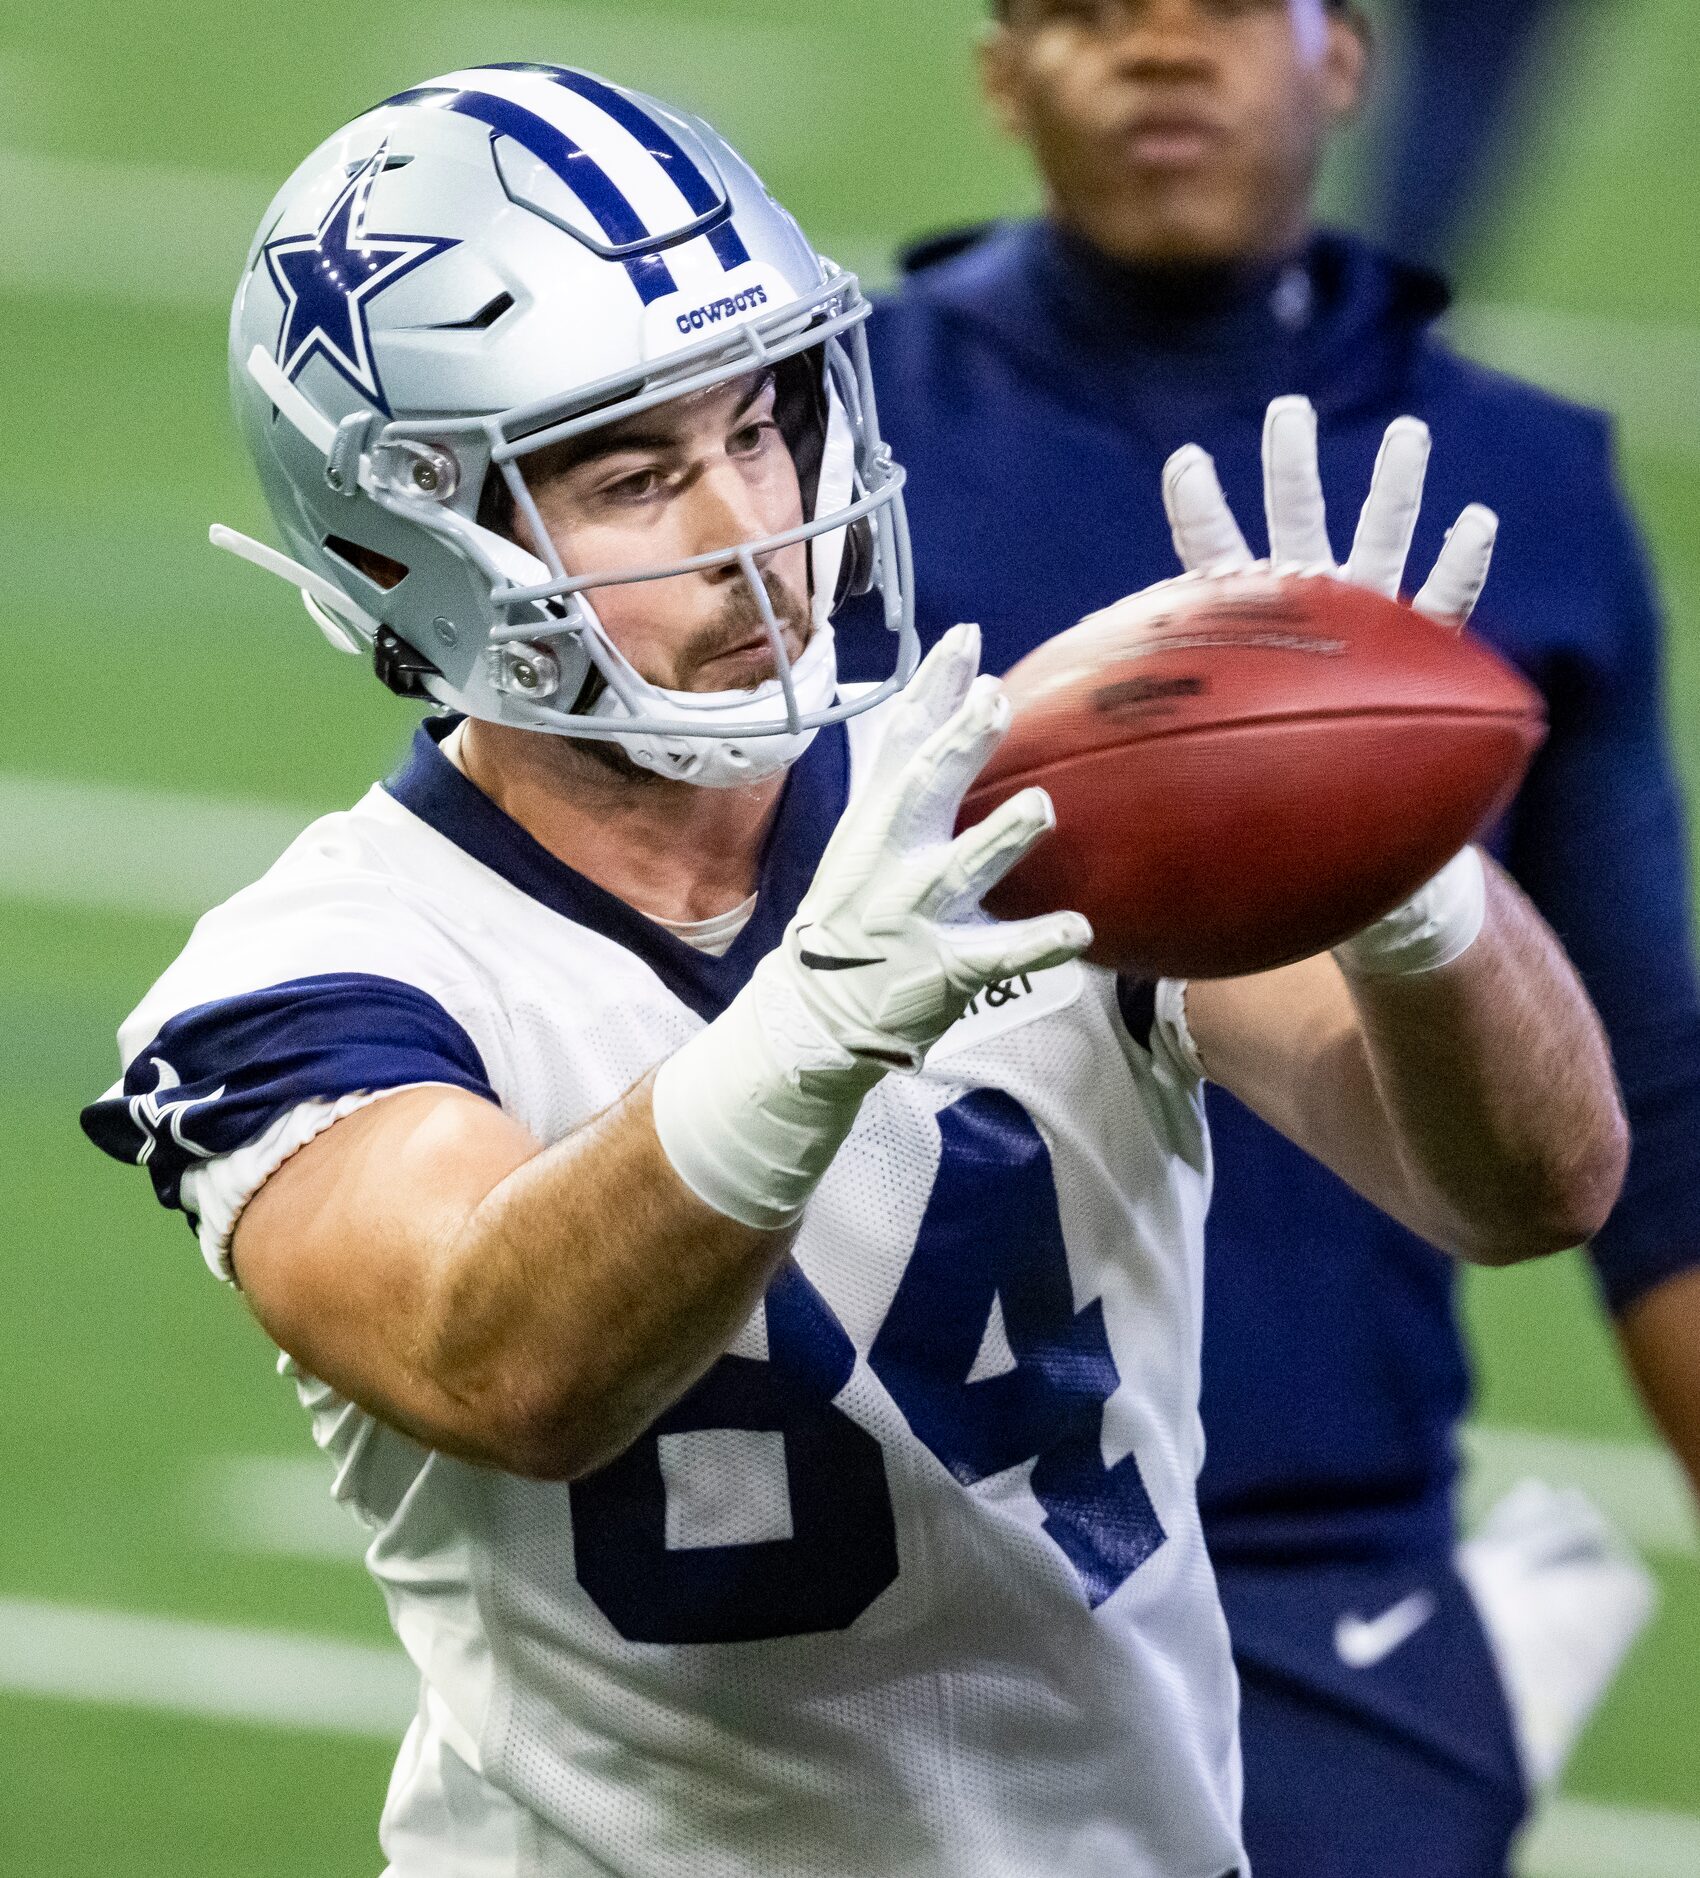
1106;0;1219;81
689;463;784;584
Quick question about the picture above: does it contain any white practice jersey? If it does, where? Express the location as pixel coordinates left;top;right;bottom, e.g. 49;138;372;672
85;705;1243;1878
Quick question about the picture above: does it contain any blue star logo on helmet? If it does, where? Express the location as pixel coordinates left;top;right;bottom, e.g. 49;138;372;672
262;147;457;415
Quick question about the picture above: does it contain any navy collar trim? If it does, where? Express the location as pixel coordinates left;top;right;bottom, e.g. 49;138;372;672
383;716;849;1023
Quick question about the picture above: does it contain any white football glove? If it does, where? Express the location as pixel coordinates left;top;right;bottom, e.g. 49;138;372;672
653;624;1092;1229
1162;393;1498;622
1163;396;1498;978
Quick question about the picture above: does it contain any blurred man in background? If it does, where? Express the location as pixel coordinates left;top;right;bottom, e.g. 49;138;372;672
837;0;1700;1869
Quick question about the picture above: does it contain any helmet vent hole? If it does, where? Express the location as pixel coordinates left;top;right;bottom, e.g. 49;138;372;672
430;292;516;333
324;535;409;592
345;152;415;176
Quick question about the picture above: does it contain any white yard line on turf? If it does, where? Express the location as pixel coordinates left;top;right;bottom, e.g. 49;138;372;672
0;772;313;921
1463;1424;1699;1560
1520;1796;1700;1878
0;146;268;311
0;1597;416;1737
0;141;894;319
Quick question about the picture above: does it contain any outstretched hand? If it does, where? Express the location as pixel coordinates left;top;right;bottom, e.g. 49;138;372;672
1161;395;1500;628
653;625;1093;1235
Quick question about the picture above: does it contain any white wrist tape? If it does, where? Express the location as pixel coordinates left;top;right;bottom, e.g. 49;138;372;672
651;957;885;1232
1333;846;1487;980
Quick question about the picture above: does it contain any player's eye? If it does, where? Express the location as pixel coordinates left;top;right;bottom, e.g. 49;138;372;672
596;466;668;506
729;418;781;458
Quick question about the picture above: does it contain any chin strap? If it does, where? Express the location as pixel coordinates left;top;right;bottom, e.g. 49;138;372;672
248;346;345;466
585;624;840;788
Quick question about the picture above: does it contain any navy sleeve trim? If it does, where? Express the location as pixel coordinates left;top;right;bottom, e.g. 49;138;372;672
81;973;497;1213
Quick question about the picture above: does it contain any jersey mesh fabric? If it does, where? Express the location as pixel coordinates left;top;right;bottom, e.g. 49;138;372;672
454;955;1235;1877
89;705;1244;1878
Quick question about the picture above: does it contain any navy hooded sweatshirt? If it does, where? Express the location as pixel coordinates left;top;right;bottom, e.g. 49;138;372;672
838;222;1700;1563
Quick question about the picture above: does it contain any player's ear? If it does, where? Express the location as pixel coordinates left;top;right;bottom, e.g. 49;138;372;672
977;20;1032;143
1321;8;1372;127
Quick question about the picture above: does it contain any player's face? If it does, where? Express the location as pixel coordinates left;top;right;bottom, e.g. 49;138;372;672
518;371;812;694
982;0;1367;265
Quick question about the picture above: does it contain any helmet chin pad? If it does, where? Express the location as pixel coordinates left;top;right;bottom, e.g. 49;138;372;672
581;617;839;788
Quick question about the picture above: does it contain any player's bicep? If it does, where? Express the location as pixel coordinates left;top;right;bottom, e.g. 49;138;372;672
231;1086;543;1453
1185;956;1440;1243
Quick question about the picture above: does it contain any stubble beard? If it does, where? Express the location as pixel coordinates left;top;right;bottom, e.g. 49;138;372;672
555;568;813;791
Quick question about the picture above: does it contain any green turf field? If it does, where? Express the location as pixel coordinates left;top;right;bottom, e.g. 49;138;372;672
1;2;1696;1872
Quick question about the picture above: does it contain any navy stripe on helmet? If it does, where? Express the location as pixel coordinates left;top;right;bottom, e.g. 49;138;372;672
705;218;754;273
384;85;680;305
488;64;754;273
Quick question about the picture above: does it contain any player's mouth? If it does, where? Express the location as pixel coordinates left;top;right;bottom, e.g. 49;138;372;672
1117;111;1228;171
697;627;806;689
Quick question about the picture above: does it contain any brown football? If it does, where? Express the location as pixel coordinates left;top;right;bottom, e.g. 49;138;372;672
959;571;1547;981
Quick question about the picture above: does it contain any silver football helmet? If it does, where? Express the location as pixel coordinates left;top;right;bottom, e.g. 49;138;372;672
217;62;916;786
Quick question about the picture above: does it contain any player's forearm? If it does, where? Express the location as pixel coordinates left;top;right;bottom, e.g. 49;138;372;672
423;1074;792;1481
1347;862;1628;1264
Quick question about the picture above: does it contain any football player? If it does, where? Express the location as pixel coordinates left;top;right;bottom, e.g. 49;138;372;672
85;65;1625;1877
